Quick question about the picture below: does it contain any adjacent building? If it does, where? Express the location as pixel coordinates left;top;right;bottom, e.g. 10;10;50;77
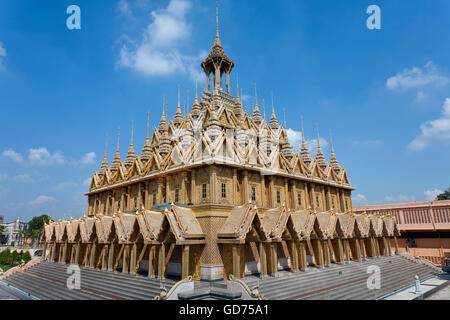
1;218;28;246
354;200;450;266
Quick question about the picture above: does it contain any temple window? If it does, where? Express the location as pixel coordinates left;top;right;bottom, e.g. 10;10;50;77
251;187;256;201
175;188;180;203
153;193;156;205
345;199;349;210
134;195;137;209
277;190;281;204
202;184;207;199
298;193;302;206
315;195;320;209
331;197;335;209
117;198;121;212
221;183;226;198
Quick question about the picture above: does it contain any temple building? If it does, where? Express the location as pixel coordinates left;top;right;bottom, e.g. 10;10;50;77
40;7;401;283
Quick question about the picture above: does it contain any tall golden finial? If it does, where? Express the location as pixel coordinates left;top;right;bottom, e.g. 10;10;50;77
254;83;259;109
316;123;321;148
116;126;120;152
146;112;150;139
177;85;181;109
104;133;108;158
236;73;240;100
330;129;334;153
162;94;166;115
283;108;287;130
186;89;189;114
131;120;134;146
263;98;266;121
214;2;221;47
301;116;305;142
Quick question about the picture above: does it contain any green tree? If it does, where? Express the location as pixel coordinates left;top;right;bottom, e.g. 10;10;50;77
23;214;51;246
436;188;450;201
22;251;32;263
10;250;19;266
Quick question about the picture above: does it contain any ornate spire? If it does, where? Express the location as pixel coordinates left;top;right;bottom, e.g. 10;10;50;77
124;121;136;168
315;124;327;169
99;134;109;176
269;95;279;129
141;112;153;163
158;95;168;133
191;80;201;117
329;129;340;171
214;2;221;47
300;116;312;165
252;83;263;125
201;2;234;92
110;127;122;172
174;85;183;126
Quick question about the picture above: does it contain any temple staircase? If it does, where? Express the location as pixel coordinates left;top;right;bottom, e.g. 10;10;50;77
243;254;439;300
1;261;176;300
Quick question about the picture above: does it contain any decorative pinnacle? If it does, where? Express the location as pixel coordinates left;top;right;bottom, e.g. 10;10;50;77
316;123;321;148
146;112;150;140
330;129;334;153
236;73;240;100
301;116;305;143
254;83;258;109
130;120;134;146
214;2;221;47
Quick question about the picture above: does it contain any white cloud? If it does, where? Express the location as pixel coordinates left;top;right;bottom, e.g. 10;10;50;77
408;98;450;151
383;194;415;204
424;189;443;201
28;147;65;165
1;149;24;163
353;194;368;206
118;0;132;15
13;174;33;184
386;61;449;90
77;152;96;165
83;178;92;186
28;195;56;206
286;128;328;155
0;42;6;70
54;182;78;191
118;0;206;80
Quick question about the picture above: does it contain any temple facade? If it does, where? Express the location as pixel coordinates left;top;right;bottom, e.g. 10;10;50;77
41;8;401;282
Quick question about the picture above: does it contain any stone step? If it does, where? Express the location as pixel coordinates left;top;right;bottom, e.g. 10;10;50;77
27;267;160;300
31;264;164;293
301;265;434;300
255;257;407;297
4;273;106;300
264;260;417;300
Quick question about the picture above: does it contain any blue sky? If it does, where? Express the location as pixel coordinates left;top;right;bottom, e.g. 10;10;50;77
0;0;449;222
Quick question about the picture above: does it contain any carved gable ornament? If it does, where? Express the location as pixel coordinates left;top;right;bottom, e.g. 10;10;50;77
95;215;115;244
43;223;56;242
66;219;81;243
55;221;69;243
313;211;337;239
218;203;267;241
79;217;97;243
136;209;166;242
335;212;356;239
114;212;139;244
382;215;396;237
354;214;370;238
289;209;316;240
165;205;205;241
369;215;384;237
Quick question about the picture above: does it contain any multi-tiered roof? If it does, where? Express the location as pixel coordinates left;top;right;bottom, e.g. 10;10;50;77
87;7;352;194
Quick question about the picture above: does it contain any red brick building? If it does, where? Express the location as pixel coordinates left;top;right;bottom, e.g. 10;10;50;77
355;200;450;266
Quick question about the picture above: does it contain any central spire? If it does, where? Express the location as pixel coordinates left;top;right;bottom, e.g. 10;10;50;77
201;2;234;93
214;2;221;47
